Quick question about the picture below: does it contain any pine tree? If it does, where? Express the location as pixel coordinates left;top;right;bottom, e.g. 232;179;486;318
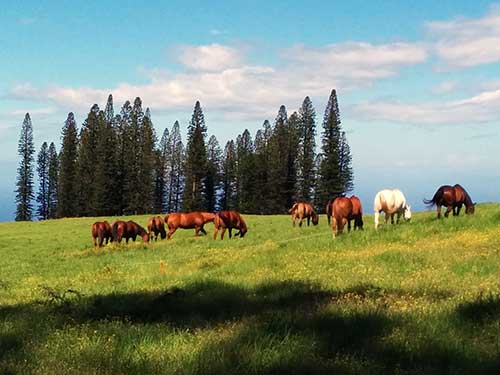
77;104;101;215
137;107;156;213
36;142;49;220
254;120;273;213
115;101;132;215
47;142;59;219
205;135;222;212
297;96;317;202
157;127;170;213
58;112;79;218
286;112;300;207
317;89;353;209
15;113;35;221
93;109;118;216
183;101;208;211
236;129;256;212
221;140;237;210
104;94;114;125
166;121;185;212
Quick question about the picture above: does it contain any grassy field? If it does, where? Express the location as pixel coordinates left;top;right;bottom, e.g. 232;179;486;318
1;205;500;374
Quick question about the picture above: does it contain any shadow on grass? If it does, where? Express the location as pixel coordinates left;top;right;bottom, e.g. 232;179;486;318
456;293;500;325
0;281;498;374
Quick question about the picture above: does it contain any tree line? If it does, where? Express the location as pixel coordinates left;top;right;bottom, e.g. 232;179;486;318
14;89;353;221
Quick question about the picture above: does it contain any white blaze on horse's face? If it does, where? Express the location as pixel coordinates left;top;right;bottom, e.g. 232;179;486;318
404;205;412;221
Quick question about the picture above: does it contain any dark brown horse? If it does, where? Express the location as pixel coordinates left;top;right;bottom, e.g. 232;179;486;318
331;197;353;236
213;210;248;240
91;221;112;247
165;212;213;239
348;195;364;231
424;184;475;219
112;220;149;243
288;202;318;227
147;216;166;241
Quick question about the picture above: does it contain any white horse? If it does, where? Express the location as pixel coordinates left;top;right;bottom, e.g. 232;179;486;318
374;189;411;229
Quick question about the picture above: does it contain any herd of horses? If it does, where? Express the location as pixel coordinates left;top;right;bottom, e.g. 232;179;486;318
91;184;475;247
91;210;247;247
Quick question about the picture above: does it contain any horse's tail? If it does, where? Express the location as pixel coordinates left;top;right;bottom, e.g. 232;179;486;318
112;222;119;241
423;188;442;206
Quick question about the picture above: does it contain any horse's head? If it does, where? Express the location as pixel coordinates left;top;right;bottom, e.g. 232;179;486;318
312;212;319;225
466;203;475;215
142;232;150;243
404;205;412;221
237;226;248;238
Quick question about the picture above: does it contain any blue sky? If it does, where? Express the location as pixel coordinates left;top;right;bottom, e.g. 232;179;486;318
2;0;500;221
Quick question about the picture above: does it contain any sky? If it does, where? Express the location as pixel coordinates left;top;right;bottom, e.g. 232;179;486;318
1;0;500;221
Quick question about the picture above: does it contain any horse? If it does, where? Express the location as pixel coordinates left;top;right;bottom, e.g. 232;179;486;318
374;189;411;229
423;184;475;219
288;202;319;227
331;197;353;236
348;196;364;231
91;221;112;247
147;216;166;241
326;199;334;225
164;212;213;239
213;210;248;240
112;220;149;244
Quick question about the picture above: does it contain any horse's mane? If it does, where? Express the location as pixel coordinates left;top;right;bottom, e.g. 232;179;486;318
456;184;473;207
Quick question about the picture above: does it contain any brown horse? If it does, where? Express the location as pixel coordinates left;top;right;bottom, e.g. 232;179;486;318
348;195;364;231
112;220;149;243
331;197;353;236
326;199;334;225
288;202;319;227
147;216;166;241
424;184;475;219
91;221;112;247
213;210;248;239
165;212;213;239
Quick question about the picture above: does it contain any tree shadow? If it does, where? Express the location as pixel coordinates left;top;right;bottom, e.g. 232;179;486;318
1;280;498;374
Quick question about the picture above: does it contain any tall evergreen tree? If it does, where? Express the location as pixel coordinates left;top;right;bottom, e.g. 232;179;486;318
206;135;222;212
47;142;59;219
297;96;317;202
157;127;170;213
77;104;101;215
36;142;49;220
58;112;79;217
286;112;300;207
317;89;353;208
183;101;208;211
166;121;185;212
220;140;237;210
15;113;35;221
115;101;132;215
137;107;156;213
253;120;273;213
104;94;114;124
236;129;256;212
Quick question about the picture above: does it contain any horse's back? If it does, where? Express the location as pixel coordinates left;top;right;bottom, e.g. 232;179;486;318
333;197;353;218
350;196;362;215
375;189;406;213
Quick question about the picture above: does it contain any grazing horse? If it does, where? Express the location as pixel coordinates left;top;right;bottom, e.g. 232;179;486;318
92;221;112;247
288;202;319;227
112;220;149;244
147;216;166;241
423;184;475;219
331;197;353;236
213;210;248;240
348;196;364;231
374;189;411;229
326;199;334;225
165;212;213;239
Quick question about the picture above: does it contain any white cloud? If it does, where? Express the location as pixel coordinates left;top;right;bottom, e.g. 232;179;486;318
352;88;500;125
8;41;427;120
177;44;243;71
432;81;457;95
427;5;500;68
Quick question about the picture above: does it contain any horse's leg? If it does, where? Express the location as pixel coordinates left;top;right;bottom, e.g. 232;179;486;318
396;212;401;224
456;204;462;216
374;211;379;229
332;217;337;237
299;217;303;227
213;226;219;240
292;214;296;227
194;226;200;236
167;227;176;240
229;228;233;238
436;205;441;219
384;213;389;224
347;219;351;232
200;226;207;235
307;216;310;226
390;213;395;225
444;205;453;218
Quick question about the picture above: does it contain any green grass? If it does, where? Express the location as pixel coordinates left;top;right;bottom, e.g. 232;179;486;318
1;205;500;374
